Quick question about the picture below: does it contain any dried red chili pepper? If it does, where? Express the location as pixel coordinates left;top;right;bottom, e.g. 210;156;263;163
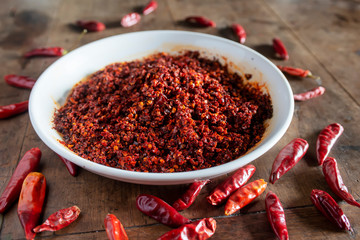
157;217;216;240
269;138;308;184
0;148;41;214
293;86;325;101
207;164;256;205
33;206;80;233
143;0;158;15
185;16;216;27
225;179;267;215
272;38;289;60
232;23;246;44
172;180;209;211
4;74;36;89
24;47;67;58
311;189;353;231
322;157;360;208
0;100;28;119
57;154;78;177
18;172;46;240
104;214;129;240
136;194;191;228
76;20;105;32
276;65;312;78
316;123;343;166
121;13;141;27
265;191;289;240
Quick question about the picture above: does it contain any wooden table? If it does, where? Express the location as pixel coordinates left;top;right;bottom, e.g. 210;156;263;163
1;0;359;239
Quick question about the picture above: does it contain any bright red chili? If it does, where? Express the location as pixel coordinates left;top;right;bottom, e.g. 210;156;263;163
143;0;158;15
207;164;256;205
265;191;289;240
172;180;209;211
311;189;352;231
316;123;343;166
57;154;78;177
293;86;325;101
4;74;36;89
322;157;360;208
277;65;312;78
269;138;308;184
225;179;267;215
0;148;41;214
157;218;216;240
76;20;106;32
136;194;190;228
104;214;129;240
33;206;80;233
0;100;29;119
18;172;46;240
272;38;289;60
185;16;216;27
24;47;67;58
232;23;246;44
121;13;141;27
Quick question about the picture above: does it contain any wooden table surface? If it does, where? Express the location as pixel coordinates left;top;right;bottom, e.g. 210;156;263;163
1;0;359;239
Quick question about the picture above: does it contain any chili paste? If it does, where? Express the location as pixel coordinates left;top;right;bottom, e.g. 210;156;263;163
53;51;273;172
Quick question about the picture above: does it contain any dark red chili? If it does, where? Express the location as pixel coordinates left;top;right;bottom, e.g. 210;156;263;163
172;180;209;211
265;191;289;240
322;157;360;208
272;38;289;60
136;194;191;228
0;100;29;119
24;47;67;58
57;154;78;177
269;138;308;184
294;86;325;101
311;189;353;231
232;23;246;44
121;13;141;27
4;74;36;89
76;20;106;32
277;65;312;78
104;214;129;240
185;16;216;27
316;123;344;166
33;206;80;233
207;164;256;205
0;148;41;214
143;0;158;15
157;218;216;240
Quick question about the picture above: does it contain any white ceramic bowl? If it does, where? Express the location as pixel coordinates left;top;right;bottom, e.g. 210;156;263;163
29;30;293;185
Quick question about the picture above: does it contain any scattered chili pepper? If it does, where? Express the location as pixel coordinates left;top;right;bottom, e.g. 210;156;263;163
293;86;325;101
276;65;312;78
225;179;267;215
207;164;256;205
104;214;129;240
232;23;246;44
57;154;78;177
265;191;289;240
0;148;41;214
0;100;29;119
172;180;209;211
185;16;216;27
18;172;46;240
136;194;191;228
4;74;36;89
269;138;308;184
143;0;158;15
33;206;80;233
121;12;141;27
24;47;67;58
76;20;106;32
316;123;344;166
157;218;216;240
322;157;360;208
272;38;289;60
311;189;353;231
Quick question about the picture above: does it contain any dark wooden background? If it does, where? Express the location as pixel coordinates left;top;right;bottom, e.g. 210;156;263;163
1;0;359;239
